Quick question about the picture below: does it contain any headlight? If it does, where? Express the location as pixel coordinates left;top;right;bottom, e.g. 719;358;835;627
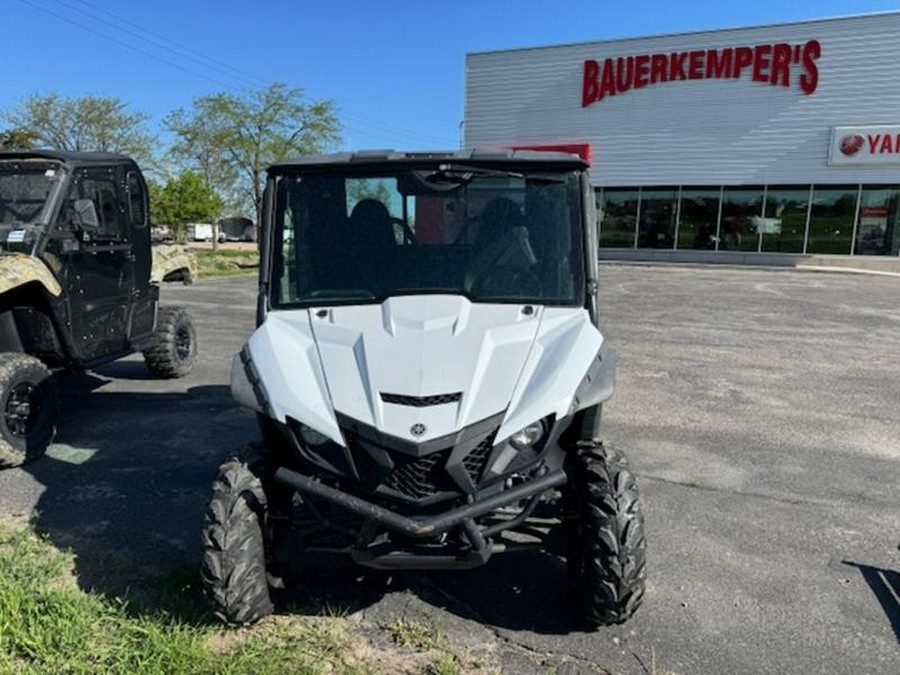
510;420;546;450
298;423;330;447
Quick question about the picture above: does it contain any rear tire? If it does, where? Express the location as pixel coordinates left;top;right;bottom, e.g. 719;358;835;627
201;449;274;625
565;440;646;626
0;353;57;468
143;306;197;378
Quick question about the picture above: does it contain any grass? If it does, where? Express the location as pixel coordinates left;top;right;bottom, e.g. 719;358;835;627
0;522;506;674
195;248;259;278
0;524;470;675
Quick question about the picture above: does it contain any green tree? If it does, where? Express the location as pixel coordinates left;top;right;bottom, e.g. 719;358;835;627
3;93;155;167
0;128;39;150
151;170;223;242
166;83;340;227
347;178;393;211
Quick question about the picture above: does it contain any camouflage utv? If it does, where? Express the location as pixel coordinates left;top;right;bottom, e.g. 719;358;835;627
0;150;198;468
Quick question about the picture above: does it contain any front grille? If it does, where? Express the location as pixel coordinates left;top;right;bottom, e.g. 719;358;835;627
336;411;504;504
380;392;462;407
383;450;456;500
462;434;495;483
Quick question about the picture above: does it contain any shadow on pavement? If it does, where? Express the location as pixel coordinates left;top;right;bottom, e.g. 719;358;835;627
22;371;251;617
843;561;900;644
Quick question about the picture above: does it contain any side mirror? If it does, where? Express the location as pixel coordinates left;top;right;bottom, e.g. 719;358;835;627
71;199;99;232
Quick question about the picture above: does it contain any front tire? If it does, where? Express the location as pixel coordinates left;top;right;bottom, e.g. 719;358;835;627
201;450;274;625
0;353;58;469
143;306;197;378
565;440;646;626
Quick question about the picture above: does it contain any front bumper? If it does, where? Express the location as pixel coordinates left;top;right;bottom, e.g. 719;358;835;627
274;465;567;570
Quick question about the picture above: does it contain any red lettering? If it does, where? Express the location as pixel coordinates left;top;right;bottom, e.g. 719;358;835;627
799;39;821;94
582;60;599;106
868;135;881;153
615;56;634;93
880;135;893;153
581;39;821;104
634;54;650;88
669;52;687;80
650;54;668;83
733;47;754;77
599;58;616;99
687;50;704;79
770;43;792;87
752;44;772;83
706;48;732;78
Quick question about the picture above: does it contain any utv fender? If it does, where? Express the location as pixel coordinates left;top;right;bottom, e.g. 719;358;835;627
569;341;617;414
0;255;62;298
232;319;342;445
231;346;271;416
498;308;606;443
0;281;68;364
150;244;198;284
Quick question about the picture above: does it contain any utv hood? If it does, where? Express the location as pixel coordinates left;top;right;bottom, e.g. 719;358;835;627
234;295;607;445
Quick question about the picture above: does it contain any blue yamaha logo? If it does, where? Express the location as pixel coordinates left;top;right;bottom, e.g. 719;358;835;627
410;423;426;437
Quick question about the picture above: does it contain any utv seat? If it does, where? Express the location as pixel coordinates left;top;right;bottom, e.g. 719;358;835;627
348;199;396;288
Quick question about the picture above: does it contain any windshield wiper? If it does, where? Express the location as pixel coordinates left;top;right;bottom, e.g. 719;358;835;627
434;164;523;180
428;164;566;184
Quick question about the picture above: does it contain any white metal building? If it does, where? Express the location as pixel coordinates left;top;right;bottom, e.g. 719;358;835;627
464;12;900;257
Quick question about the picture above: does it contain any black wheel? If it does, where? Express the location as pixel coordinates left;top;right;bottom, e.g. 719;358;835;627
143;306;197;378
0;353;58;468
201;448;274;625
565;440;646;626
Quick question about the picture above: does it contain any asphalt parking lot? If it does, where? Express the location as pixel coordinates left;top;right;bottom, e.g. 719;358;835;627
0;265;897;674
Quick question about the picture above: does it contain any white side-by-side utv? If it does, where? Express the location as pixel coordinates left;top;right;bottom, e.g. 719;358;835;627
201;149;646;627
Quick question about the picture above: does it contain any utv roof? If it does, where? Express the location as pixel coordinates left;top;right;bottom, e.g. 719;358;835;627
0;149;136;166
269;148;589;173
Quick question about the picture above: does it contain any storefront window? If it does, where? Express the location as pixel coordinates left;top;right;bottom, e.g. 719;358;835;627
598;188;638;248
720;187;764;251
855;186;900;256
677;188;720;250
807;185;857;255
761;186;808;253
637;188;677;249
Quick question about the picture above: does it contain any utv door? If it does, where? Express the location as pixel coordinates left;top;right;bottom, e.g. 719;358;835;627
125;168;155;342
52;166;135;362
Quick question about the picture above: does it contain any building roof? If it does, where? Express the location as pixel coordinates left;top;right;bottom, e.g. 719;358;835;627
467;9;900;57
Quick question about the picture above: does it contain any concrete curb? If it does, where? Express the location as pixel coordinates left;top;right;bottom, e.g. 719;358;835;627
598;259;900;278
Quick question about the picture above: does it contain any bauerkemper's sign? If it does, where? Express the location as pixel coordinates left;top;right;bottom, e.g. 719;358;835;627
582;39;821;106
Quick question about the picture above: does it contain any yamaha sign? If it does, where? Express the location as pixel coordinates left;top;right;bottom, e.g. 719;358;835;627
829;125;900;165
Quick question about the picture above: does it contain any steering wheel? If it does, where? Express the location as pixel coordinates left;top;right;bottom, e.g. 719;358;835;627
472;267;543;298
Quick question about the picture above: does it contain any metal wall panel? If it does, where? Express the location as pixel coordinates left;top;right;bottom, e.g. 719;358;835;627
464;13;900;186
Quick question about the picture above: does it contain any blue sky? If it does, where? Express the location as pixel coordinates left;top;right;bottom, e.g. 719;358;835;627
3;0;899;151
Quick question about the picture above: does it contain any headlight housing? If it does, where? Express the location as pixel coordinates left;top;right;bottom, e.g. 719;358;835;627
298;423;330;447
509;420;546;450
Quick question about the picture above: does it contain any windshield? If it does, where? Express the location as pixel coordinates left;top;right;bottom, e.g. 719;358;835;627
0;162;59;226
0;161;61;252
271;166;585;307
